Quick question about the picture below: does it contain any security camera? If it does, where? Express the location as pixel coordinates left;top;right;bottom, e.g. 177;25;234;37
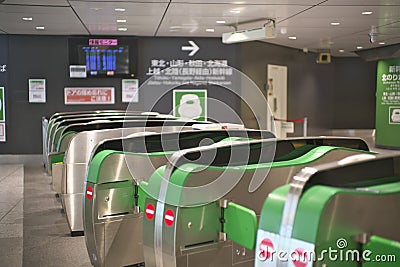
369;33;376;43
369;25;377;43
302;48;309;53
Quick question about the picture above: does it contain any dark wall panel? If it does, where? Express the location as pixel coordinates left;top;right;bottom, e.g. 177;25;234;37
0;35;240;154
332;57;377;129
240;41;334;135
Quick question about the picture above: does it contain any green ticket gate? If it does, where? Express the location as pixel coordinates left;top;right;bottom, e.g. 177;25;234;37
44;110;157;172
141;137;371;267
84;129;274;267
255;153;400;267
48;115;175;166
48;117;184;177
56;121;217;235
45;111;163;173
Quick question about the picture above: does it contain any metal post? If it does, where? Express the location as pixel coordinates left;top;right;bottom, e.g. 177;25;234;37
303;117;308;137
270;115;275;133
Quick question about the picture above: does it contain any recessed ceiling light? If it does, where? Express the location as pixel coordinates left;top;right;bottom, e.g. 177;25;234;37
206;28;215;32
118;27;127;31
288;36;297;40
35;26;45;30
90;7;103;11
356;46;363;49
379;42;386;45
339;49;345;53
362;11;373;15
330;22;340;26
115;8;126;12
230;9;241;14
116;19;126;23
22;17;32;21
216;20;226;24
280;27;287;35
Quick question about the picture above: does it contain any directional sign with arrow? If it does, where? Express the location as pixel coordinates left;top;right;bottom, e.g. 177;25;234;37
181;41;200;56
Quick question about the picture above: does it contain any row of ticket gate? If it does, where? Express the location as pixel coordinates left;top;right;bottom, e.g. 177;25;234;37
42;110;400;267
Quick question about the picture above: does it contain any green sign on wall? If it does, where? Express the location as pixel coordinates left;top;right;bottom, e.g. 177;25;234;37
173;89;207;121
376;59;400;149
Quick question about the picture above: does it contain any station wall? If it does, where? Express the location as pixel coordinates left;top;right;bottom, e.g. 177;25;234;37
0;35;377;154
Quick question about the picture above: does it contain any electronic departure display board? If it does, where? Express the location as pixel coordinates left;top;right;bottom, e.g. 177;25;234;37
68;37;137;78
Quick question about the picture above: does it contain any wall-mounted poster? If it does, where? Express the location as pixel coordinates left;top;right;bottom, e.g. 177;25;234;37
29;79;46;103
376;59;400;149
64;87;115;105
173;89;207;121
122;79;139;103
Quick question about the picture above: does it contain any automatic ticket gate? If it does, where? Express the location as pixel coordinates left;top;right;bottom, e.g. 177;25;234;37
84;129;275;267
49;115;174;156
48;118;179;174
58;120;219;235
255;153;400;267
44;111;162;172
141;137;372;267
44;110;147;166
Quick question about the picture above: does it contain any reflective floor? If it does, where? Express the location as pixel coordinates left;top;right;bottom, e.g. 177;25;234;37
0;130;398;266
0;160;91;267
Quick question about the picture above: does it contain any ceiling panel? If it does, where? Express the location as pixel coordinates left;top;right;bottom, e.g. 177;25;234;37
70;1;168;16
70;1;168;35
171;0;322;4
0;1;398;57
87;24;158;36
321;0;400;6
2;0;69;6
163;3;310;19
0;5;87;34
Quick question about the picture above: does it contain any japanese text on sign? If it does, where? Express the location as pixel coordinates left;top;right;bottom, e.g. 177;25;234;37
146;59;233;86
64;87;115;105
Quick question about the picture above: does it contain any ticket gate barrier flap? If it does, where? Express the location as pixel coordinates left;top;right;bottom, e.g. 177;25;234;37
255;154;400;267
224;202;257;250
142;142;373;267
363;235;400;267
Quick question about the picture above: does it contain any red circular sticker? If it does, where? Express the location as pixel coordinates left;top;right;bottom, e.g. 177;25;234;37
292;248;308;267
164;209;175;227
259;238;275;260
86;186;93;200
145;203;155;220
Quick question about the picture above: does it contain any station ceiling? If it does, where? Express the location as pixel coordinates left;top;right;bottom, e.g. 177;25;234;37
0;0;399;57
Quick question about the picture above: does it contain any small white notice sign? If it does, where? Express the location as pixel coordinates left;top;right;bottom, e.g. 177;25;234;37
29;79;46;103
69;65;87;78
122;79;139;103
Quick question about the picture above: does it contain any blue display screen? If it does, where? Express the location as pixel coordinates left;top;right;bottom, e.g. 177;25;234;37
78;45;129;76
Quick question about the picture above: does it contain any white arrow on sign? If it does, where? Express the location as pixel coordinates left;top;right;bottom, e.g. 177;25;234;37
181;41;199;56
